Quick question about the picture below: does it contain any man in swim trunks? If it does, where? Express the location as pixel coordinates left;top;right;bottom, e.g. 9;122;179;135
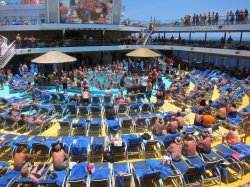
52;144;69;171
13;145;35;171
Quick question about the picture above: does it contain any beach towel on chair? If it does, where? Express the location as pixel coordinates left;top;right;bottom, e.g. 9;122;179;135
70;162;88;181
107;119;121;131
146;159;173;179
38;170;68;186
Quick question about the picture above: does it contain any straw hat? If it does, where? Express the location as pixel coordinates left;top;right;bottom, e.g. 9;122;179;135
175;136;182;144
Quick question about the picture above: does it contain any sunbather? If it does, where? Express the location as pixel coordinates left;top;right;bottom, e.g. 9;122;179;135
151;116;165;135
166;136;183;161
222;127;240;144
197;131;212;153
194;110;203;125
166;116;178;134
20;163;46;184
183;134;198;157
52;143;69;171
13;145;35;171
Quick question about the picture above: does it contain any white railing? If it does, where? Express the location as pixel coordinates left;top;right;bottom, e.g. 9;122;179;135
0;41;16;68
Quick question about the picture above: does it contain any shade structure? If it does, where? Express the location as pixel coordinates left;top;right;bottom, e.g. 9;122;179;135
31;51;77;64
126;48;161;58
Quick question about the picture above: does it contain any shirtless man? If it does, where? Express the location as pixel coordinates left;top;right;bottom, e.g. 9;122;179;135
82;88;91;105
183;134;198;157
166;116;178;134
175;111;185;130
222;127;240;144
166;136;183;161
216;104;227;120
52;144;69;171
194;110;203;125
13;145;35;171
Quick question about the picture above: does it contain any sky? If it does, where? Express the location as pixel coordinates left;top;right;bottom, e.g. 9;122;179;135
122;0;250;21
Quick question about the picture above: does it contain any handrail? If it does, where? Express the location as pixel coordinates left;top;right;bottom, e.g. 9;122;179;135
0;41;16;68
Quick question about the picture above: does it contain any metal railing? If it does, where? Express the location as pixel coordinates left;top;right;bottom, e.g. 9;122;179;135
15;38;250;51
121;15;250;28
0;41;16;68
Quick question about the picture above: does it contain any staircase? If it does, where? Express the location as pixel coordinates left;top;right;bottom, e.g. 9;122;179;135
152;49;169;67
136;28;154;45
0;35;16;68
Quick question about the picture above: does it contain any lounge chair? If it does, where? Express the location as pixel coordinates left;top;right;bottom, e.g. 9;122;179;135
58;116;74;135
0;169;20;187
18;163;51;186
116;104;129;117
143;134;161;158
122;134;144;159
38;169;68;187
67;162;89;187
88;136;107;162
90;162;112;187
119;117;134;133
53;104;67;117
69;136;91;161
112;163;133;187
105;118;121;134
77;106;90;118
0;162;10;177
145;159;183;187
172;157;202;187
71;118;89;135
134;117;149;132
132;161;162;187
89;118;103;136
89;106;103;118
31;136;58;160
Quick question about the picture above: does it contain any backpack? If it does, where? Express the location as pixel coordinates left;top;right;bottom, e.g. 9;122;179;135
103;151;114;163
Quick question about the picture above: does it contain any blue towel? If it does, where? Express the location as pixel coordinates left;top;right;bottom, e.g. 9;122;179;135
122;135;142;146
92;168;110;180
172;159;188;174
183;126;194;133
107;119;121;131
230;143;250;159
0;170;20;187
72;118;87;128
146;159;173;179
134;168;159;180
187;156;206;173
0;162;9;168
38;170;68;186
70;162;88;181
91;137;104;151
70;137;91;156
114;163;129;187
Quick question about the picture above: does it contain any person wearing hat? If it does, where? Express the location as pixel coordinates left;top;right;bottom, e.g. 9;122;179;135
166;136;183;161
197;131;212;153
183;134;198;157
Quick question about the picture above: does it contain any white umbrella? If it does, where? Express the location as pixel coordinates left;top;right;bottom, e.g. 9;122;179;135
126;48;161;58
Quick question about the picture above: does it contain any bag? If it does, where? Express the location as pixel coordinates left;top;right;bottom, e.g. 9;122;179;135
141;133;151;140
103;151;114;163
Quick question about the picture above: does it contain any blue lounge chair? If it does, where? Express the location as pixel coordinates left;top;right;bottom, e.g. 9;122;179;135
67;162;89;187
172;158;202;187
88;136;107;162
106;119;121;134
0;162;10;177
58;116;74;135
77;106;90;118
18;163;51;186
89;118;103;136
132;161;162;187
145;159;183;186
112;163;133;187
38;170;68;187
122;134;144;159
69;136;91;161
31;136;58;160
90;162;112;187
0;169;20;187
119;117;134;133
71;118;89;135
134;117;149;132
